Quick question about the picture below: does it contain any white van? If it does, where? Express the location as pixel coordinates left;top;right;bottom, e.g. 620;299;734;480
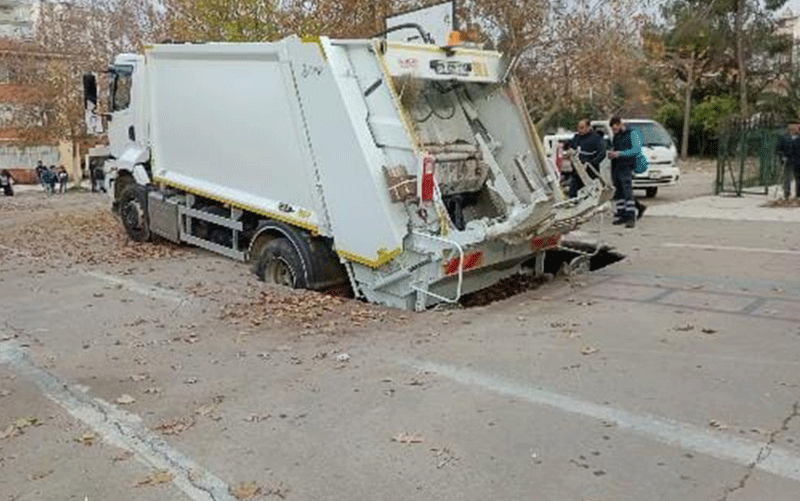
542;132;575;184
591;119;680;198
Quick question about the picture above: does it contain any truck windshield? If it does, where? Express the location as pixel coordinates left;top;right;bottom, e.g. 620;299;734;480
629;121;673;148
111;65;133;111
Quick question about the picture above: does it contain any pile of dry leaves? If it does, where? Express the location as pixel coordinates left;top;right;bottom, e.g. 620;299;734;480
0;208;185;266
219;285;392;333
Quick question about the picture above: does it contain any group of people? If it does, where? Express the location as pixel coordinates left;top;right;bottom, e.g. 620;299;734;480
563;116;646;229
35;161;69;195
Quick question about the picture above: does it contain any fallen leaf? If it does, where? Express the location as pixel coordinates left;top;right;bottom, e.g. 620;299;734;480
580;346;599;356
392;432;424;444
0;425;17;439
76;433;95;446
183;378;198;385
674;324;695;332
709;419;729;430
195;404;216;417
29;469;54;481
13;417;39;429
264;482;290;499
116;394;136;405
154;417;195;436
112;450;134;462
135;470;174;486
701;328;717;335
230;481;262;500
244;414;270;423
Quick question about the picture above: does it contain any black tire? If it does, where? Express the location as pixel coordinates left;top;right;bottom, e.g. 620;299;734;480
645;187;658;198
253;238;308;289
119;184;151;242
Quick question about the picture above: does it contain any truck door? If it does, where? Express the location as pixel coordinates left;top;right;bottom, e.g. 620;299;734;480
108;63;138;158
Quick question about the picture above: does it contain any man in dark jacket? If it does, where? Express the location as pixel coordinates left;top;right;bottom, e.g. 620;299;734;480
608;116;640;228
35;160;46;189
776;122;800;199
564;119;606;198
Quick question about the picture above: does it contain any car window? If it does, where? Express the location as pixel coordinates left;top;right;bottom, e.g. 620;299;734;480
628;122;673;148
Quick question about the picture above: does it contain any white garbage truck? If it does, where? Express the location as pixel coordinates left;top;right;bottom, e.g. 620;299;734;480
84;32;611;311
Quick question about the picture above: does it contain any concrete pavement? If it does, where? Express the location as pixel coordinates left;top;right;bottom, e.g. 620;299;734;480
1;181;799;500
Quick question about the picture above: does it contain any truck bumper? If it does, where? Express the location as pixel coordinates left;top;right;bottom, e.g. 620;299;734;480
633;165;680;188
356;234;561;311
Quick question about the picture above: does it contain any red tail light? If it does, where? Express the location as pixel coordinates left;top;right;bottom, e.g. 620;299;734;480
421;155;435;201
531;233;561;250
444;251;484;276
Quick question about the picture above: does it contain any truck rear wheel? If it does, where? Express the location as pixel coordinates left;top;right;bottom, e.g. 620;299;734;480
254;238;308;289
119;184;151;242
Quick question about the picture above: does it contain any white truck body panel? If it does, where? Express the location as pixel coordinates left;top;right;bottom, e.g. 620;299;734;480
147;43;323;232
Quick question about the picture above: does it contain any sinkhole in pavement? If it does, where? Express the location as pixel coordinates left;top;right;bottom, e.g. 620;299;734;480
458;244;625;308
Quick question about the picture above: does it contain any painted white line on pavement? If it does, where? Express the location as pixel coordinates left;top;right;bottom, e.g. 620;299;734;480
403;358;800;483
663;242;800;256
85;270;186;303
535;344;800;368
0;341;236;501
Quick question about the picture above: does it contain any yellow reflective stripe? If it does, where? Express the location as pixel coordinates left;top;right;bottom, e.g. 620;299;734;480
152;176;320;234
336;246;402;269
302;36;327;59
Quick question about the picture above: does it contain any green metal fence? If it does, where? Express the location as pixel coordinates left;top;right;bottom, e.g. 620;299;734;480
716;115;786;196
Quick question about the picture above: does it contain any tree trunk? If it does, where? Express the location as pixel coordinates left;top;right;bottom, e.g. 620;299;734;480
735;0;747;117
681;56;694;161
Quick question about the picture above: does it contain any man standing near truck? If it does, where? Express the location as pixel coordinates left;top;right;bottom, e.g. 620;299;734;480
564;119;606;198
608;116;642;228
776;121;800;199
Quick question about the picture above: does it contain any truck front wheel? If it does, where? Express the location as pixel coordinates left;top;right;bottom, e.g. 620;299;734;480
254;238;308;289
645;187;658;198
119;184;151;242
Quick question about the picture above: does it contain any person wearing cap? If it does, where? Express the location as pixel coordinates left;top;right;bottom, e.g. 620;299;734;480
776;121;800;199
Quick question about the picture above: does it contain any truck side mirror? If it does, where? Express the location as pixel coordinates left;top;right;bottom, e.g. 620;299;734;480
83;73;97;109
83;73;107;134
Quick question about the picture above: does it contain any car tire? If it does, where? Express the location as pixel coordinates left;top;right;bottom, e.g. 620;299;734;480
645;187;658;198
119;184;151;242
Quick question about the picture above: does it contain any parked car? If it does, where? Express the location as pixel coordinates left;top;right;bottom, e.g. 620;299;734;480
591;119;680;198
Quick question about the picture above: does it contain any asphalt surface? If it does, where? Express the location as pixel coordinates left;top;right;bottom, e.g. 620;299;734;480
1;168;799;501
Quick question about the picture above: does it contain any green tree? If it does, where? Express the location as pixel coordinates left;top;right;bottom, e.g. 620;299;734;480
653;0;727;159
